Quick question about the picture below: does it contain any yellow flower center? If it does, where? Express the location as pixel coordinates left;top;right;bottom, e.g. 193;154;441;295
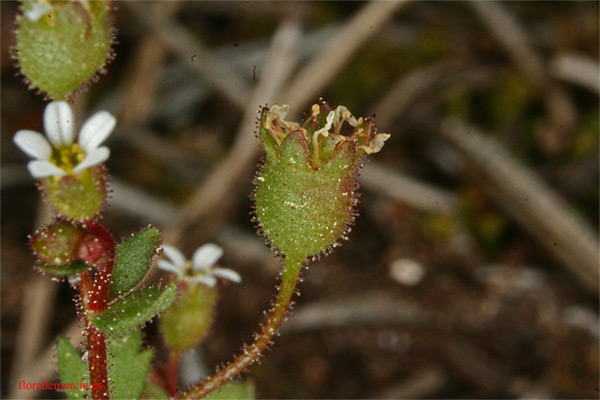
51;143;86;175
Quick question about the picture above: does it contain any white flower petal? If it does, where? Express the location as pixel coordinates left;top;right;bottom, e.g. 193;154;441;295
210;268;241;283
187;275;217;287
14;130;52;160
44;101;75;147
370;133;391;153
162;244;186;269
73;147;109;173
314;110;335;138
192;244;223;272
78;111;116;153
24;2;53;22
28;160;66;178
157;260;184;276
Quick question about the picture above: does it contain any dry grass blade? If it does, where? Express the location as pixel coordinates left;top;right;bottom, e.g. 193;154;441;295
281;291;437;333
110;178;179;225
164;19;302;246
370;366;448;399
550;53;600;95
371;60;461;131
126;1;251;109
470;0;577;153
361;161;458;213
470;1;545;83
282;0;408;109
440;118;599;294
118;2;179;126
9;277;58;389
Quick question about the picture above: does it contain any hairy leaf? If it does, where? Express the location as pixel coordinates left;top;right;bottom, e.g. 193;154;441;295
109;227;160;300
56;337;89;400
107;328;153;400
92;285;177;335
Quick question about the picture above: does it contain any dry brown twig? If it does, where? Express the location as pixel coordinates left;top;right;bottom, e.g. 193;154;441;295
371;60;462;131
126;1;251;109
470;0;578;153
118;2;180;126
164;18;302;247
360;161;458;214
550;53;600;95
282;0;408;109
370;366;448;399
440;118;599;294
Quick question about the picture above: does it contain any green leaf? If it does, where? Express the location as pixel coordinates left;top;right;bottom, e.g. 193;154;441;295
56;337;89;400
107;328;153;400
205;381;255;400
92;285;177;335
143;381;170;400
109;227;160;300
15;0;114;100
37;260;88;276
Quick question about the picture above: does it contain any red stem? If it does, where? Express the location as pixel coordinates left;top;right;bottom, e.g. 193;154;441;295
166;351;181;397
78;221;115;400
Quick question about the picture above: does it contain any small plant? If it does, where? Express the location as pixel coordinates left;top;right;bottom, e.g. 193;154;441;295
11;2;389;399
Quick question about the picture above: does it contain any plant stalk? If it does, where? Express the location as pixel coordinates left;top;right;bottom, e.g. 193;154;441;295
78;222;115;400
166;351;181;397
180;257;303;399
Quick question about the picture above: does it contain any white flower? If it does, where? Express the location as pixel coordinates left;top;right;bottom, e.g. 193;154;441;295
24;1;53;22
13;101;115;179
157;244;241;287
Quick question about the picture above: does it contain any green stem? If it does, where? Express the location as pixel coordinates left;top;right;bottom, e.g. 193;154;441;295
180;257;303;399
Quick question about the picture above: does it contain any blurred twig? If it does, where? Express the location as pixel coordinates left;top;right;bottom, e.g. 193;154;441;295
282;0;407;109
119;2;179;126
109;178;178;225
361;161;458;213
9;321;84;400
370;366;448;399
470;0;578;153
440;338;508;396
126;1;251;109
164;19;302;247
372;60;461;131
470;1;545;83
281;291;437;333
550;53;600;95
440;118;599;294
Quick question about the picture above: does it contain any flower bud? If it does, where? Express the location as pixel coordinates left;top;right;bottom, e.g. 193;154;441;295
253;101;389;261
160;282;218;353
31;220;83;264
14;0;114;100
31;220;89;275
